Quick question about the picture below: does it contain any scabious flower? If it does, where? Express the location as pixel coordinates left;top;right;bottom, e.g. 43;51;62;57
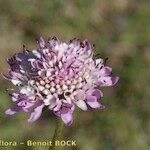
4;37;119;126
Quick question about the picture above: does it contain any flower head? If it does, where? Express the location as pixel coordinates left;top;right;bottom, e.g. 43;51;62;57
4;37;119;126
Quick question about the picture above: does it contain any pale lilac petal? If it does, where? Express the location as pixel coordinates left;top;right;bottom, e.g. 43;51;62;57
54;103;74;126
61;113;73;126
97;76;119;87
86;89;102;99
99;66;112;76
20;102;34;112
87;101;101;109
88;101;105;109
86;95;97;102
86;95;104;109
92;89;103;99
74;100;87;111
28;104;44;123
17;99;42;113
112;76;119;85
53;103;74;117
5;107;22;115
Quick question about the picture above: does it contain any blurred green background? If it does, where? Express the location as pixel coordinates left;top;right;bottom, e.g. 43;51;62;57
0;0;149;150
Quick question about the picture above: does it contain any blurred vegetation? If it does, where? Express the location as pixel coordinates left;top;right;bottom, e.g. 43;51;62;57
0;0;149;150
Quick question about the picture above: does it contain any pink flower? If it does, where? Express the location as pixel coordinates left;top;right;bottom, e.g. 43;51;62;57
4;37;119;126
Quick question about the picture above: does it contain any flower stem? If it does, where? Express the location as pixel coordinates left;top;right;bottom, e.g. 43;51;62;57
49;119;64;150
